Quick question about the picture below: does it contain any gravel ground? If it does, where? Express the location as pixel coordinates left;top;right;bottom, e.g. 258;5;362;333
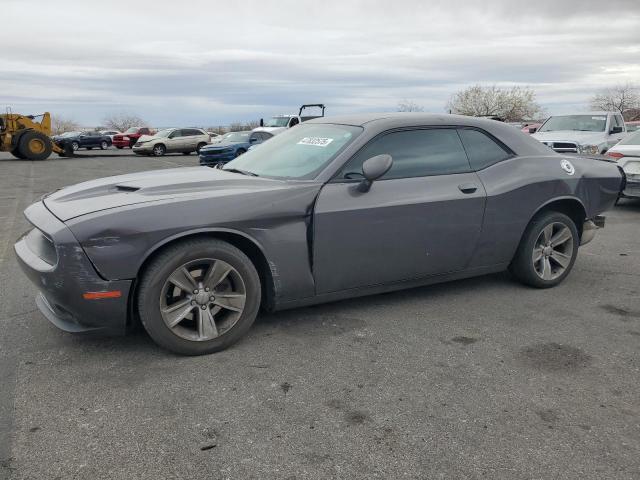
0;150;639;479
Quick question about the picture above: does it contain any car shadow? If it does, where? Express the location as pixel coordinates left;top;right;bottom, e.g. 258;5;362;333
55;271;515;358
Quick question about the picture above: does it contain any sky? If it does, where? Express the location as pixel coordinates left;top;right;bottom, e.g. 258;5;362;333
1;0;639;127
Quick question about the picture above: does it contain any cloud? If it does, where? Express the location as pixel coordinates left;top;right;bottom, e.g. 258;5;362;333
1;0;639;125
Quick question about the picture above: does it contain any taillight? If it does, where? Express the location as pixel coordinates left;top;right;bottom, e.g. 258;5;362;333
607;151;624;160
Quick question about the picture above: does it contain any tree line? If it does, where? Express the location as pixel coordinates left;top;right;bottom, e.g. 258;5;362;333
51;83;640;135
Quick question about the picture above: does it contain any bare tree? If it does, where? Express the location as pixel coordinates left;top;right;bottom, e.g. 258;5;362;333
50;115;81;135
446;85;543;122
590;83;640;116
102;113;148;132
228;120;261;132
397;100;424;112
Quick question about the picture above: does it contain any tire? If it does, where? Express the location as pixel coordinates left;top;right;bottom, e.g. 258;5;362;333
100;141;108;150
17;131;53;160
129;140;136;148
11;147;26;159
152;144;166;156
235;148;246;157
116;146;124;149
196;142;207;153
509;211;579;288
71;141;80;152
137;238;261;355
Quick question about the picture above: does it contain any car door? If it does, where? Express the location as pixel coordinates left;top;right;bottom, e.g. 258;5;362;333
608;115;626;148
166;130;184;152
181;129;199;150
312;127;487;294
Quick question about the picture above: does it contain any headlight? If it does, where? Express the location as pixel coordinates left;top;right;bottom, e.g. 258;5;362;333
122;136;130;141
579;144;599;155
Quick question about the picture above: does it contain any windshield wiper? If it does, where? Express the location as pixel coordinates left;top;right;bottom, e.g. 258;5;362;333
222;168;259;177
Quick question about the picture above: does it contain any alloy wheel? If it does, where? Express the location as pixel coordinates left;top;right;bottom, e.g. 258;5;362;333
159;258;246;341
532;222;574;280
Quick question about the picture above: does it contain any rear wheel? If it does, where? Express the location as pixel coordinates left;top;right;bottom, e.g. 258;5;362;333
137;239;261;355
100;141;109;150
509;211;579;288
196;142;207;153
17;131;53;160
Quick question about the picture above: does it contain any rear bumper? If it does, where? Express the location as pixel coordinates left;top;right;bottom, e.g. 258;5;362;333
14;201;131;334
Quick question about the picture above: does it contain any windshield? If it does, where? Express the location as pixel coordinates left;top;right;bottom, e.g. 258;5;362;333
539;115;606;132
125;127;139;134
59;131;81;137
224;132;251;142
618;130;640;145
263;117;290;127
223;123;363;179
155;129;174;138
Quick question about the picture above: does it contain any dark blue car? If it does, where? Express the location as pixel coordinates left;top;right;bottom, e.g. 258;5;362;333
52;131;112;152
199;131;273;167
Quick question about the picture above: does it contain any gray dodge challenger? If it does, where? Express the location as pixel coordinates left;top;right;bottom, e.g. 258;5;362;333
15;113;624;355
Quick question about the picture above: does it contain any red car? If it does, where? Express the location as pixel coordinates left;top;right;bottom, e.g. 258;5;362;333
112;127;154;149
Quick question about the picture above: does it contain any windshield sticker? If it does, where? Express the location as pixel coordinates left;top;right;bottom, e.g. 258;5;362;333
297;137;334;147
592;116;606;120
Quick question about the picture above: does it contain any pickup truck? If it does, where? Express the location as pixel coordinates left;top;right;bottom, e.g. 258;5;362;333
531;111;627;154
253;104;325;136
112;127;155;149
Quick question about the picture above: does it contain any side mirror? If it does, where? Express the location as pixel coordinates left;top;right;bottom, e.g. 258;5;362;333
358;154;393;192
610;126;623;134
528;127;537;134
249;137;258;143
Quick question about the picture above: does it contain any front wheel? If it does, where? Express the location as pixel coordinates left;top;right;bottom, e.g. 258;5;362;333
152;144;166;156
71;141;79;152
509;211;579;288
137;239;261;355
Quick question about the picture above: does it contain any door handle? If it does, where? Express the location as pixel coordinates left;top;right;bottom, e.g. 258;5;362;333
458;183;478;194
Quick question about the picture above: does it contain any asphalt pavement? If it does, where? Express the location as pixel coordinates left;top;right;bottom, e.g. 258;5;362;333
0;149;639;479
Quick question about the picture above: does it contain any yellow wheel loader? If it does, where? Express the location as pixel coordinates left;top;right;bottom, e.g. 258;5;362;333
0;110;71;160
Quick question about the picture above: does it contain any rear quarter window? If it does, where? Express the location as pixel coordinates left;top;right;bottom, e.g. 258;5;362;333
457;128;512;171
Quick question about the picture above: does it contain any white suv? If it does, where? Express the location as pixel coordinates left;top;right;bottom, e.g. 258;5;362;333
133;128;210;156
532;111;627;154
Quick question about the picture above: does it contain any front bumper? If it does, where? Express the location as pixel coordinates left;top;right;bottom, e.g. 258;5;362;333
199;152;236;166
14;201;131;334
112;139;132;148
132;143;153;154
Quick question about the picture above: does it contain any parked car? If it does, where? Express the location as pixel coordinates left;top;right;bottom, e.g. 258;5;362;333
52;131;112;152
199;131;273;166
625;121;640;133
606;129;640;199
522;123;542;134
112;127;154;149
100;130;121;140
254;104;325;136
531;111;626;154
132;128;210;156
15;113;623;355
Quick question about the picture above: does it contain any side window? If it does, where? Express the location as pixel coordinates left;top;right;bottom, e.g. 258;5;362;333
457;128;512;170
340;128;470;180
170;130;183;138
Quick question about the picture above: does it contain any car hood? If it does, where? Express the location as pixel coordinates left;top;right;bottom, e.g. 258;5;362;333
532;130;607;145
43;167;286;221
201;141;245;150
254;127;286;134
136;134;156;143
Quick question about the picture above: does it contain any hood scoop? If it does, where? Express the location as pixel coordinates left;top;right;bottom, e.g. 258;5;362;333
115;185;140;193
